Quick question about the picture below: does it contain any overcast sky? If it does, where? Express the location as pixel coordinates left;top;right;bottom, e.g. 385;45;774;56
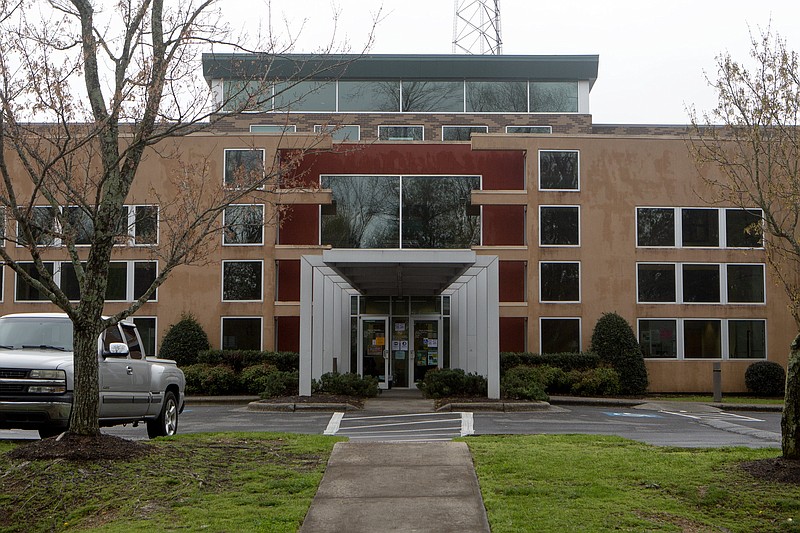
232;0;800;124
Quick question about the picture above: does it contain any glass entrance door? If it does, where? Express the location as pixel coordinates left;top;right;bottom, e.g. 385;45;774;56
412;319;440;384
361;318;390;389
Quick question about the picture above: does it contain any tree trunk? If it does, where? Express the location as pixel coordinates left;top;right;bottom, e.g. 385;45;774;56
781;333;800;459
69;321;103;436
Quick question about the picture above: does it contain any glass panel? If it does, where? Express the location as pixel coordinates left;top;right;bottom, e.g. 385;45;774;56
411;296;441;315
222;80;272;112
378;126;423;141
321;176;400;248
539;151;579;190
402;81;463;112
729;320;766;359
18;206;56;246
339;81;400;112
727;264;765;303
121;324;143;359
350;317;358;372
250;125;296;133
222;318;262;350
224;149;264;186
392;318;409;388
682;208;719;247
350;296;359;316
134;206;158;245
315;125;360;141
442;296;451;316
413;319;439;382
63;207;94;245
59;262;82;301
443;317;450;368
224;205;264;245
132;317;157;356
361;296;390;315
274;81;335;112
637;264;676;303
392;296;409;316
106;262;127;301
540;262;580;302
530;81;578;112
540;206;579;245
684;320;721;358
466;81;527;112
362;319;388;383
442;126;488;141
16;262;54;301
682;264;720;303
133;262;157;301
726;209;762;247
402;176;481;248
540;318;580;353
222;261;262;301
637;208;675;246
639;320;677;358
506;126;552;134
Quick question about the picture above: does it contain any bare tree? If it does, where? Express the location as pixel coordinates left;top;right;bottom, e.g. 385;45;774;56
689;28;800;459
0;0;373;437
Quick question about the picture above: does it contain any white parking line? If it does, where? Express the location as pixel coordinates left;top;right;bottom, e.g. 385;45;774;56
461;412;474;436
324;412;344;435
661;410;764;422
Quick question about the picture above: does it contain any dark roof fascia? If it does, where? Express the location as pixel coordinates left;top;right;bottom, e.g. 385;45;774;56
202;53;599;86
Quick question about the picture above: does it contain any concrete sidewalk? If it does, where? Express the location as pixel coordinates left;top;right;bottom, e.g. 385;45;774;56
299;441;491;533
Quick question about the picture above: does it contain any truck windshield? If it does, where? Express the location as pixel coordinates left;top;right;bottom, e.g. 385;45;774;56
0;317;74;351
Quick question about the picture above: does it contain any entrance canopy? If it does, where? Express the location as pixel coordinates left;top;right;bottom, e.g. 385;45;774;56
322;249;477;296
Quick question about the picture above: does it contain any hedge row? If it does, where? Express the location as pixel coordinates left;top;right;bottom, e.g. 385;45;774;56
196;350;299;373
500;352;601;374
501;365;621;400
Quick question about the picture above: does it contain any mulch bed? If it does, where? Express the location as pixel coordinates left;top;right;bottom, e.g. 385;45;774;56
7;433;153;462
265;394;365;408
741;457;800;484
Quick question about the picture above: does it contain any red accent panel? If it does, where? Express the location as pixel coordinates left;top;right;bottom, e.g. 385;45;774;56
499;261;526;302
483;205;525;245
499;317;526;353
275;316;300;352
285;145;524;190
279;205;318;245
277;260;301;301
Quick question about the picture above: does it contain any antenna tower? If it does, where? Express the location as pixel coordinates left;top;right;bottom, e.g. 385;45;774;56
452;0;502;55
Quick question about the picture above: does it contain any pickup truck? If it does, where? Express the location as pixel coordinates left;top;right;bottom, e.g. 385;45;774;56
0;313;185;439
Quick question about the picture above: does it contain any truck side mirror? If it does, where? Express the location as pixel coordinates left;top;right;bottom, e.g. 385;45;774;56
103;342;130;358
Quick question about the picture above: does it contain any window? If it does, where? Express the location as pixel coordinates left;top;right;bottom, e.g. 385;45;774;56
726;209;763;248
540;262;580;302
729;320;766;359
683;319;722;359
682;264;720;303
442;126;488;141
221;80;272;112
222;261;263;301
15;262;54;301
132;317;157;356
224;149;264;186
133;261;157;300
378;126;423;141
540;318;580;353
223;205;264;245
221;317;262;350
466;81;527;112
636;208;675;247
402;81;464;112
539;206;579;246
506;126;552;134
314;125;360;142
727;264;765;303
17;261;156;302
338;81;400;112
249;125;296;133
637;264;676;303
530;82;579;112
273;81;336;112
401;176;481;248
638;319;677;358
539;150;579;190
17;206;56;246
121;323;143;359
63;207;94;245
681;208;718;247
132;206;158;245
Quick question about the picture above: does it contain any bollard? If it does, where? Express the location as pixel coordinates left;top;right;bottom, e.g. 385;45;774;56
712;361;722;402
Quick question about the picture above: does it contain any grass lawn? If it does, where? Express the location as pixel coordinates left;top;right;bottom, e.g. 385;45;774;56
0;433;341;533
466;434;800;533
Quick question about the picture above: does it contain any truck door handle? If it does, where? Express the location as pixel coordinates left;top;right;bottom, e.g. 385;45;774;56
126;366;133;375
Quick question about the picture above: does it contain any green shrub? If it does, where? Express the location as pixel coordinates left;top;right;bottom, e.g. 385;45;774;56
159;313;210;366
198;350;299;372
181;363;238;395
239;363;278;395
259;371;300;398
501;366;550;401
314;372;379;397
569;367;621;397
500;352;601;374
745;361;786;396
418;368;488;398
588;312;649;395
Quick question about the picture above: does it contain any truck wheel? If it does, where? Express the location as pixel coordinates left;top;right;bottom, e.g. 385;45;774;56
38;427;66;439
147;391;179;438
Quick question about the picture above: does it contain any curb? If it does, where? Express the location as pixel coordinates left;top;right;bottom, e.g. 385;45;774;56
437;401;551;412
247;401;360;412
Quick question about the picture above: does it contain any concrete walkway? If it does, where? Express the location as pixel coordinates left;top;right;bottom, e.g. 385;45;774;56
299;441;491;533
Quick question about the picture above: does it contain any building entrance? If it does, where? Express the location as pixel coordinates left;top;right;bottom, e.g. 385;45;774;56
360;317;390;390
412;318;440;383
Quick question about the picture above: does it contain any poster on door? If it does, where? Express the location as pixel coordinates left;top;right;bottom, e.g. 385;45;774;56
415;351;427;366
427;352;438;366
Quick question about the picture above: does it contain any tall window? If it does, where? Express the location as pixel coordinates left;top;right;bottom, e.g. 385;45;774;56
539;206;579;246
223;205;264;245
539;150;579;190
132;317;157;356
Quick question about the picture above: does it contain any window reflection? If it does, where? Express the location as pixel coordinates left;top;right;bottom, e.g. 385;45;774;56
402;176;480;248
273;81;336;112
339;81;400;112
530;82;578;112
539;151;579;190
637;208;675;246
321;176;401;248
466;81;527;112
402;81;463;112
